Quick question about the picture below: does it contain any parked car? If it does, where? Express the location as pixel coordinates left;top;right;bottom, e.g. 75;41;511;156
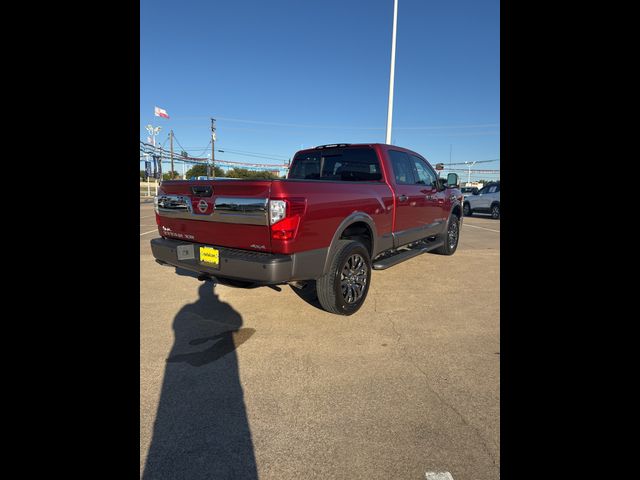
151;143;464;315
463;182;500;218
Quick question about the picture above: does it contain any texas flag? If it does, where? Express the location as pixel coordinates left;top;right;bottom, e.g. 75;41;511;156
154;106;169;118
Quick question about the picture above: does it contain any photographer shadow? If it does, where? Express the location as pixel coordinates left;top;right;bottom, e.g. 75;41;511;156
142;273;257;480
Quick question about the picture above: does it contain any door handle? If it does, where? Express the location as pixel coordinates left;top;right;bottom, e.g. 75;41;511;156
398;194;408;202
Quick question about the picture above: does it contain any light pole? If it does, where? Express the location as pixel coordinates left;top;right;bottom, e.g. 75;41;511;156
465;161;477;185
145;124;162;148
146;124;162;187
385;0;399;144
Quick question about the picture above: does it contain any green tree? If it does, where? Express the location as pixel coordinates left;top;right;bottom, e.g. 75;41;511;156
225;168;279;179
140;170;146;180
162;170;180;180
185;164;207;178
185;164;225;179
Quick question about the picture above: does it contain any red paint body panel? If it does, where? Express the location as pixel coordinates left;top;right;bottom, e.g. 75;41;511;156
156;180;274;250
269;179;394;254
154;143;460;255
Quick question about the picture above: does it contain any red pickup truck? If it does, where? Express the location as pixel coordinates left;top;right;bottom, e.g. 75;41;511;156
151;143;463;315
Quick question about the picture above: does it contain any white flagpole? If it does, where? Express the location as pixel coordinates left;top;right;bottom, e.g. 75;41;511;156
385;0;399;145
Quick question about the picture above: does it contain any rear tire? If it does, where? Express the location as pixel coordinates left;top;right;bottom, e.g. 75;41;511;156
433;213;460;255
463;202;472;216
316;240;371;315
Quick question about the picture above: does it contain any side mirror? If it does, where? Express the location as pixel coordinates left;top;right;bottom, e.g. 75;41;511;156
446;173;459;188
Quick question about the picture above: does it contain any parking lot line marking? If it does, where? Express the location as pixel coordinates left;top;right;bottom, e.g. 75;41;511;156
463;223;500;233
426;472;454;480
140;229;158;236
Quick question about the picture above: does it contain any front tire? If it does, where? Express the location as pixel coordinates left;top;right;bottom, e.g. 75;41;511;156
491;203;500;219
433;213;460;255
463;202;472;216
316;240;371;315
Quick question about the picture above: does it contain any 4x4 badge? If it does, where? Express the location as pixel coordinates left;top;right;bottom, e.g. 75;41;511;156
197;199;208;213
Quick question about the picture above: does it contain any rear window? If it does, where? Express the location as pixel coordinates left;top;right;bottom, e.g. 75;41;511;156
288;148;382;182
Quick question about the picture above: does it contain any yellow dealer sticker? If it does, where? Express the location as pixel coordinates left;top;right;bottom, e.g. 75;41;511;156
199;246;220;268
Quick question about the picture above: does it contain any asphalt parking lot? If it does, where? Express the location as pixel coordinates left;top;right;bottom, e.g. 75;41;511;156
140;199;499;480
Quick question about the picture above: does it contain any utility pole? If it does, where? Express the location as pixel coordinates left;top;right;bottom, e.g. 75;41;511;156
210;118;217;178
385;0;399;144
170;130;174;179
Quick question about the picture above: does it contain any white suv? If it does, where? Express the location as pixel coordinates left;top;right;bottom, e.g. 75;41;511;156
463;182;500;219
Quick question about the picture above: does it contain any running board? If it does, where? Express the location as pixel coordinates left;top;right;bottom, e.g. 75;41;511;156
372;240;444;270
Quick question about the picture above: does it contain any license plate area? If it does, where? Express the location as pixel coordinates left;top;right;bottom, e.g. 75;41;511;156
199;246;220;268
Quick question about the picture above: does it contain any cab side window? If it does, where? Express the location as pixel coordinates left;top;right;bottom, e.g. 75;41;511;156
388;150;416;184
409;155;437;187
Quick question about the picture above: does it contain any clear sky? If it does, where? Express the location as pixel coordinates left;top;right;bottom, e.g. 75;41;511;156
140;0;499;179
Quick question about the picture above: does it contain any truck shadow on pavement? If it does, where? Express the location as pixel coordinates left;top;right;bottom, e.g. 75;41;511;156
142;275;258;480
288;280;325;311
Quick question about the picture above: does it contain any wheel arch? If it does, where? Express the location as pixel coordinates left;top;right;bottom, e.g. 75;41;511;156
322;212;378;275
451;202;462;219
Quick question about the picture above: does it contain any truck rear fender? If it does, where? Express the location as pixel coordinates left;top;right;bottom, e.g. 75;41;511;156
320;212;390;276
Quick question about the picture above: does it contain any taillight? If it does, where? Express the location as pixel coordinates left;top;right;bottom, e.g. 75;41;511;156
269;198;306;241
271;215;300;240
269;200;286;224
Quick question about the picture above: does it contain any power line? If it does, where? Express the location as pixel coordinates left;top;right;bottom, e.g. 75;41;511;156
186;140;212;158
170;132;188;154
165;145;289;159
140;141;289;168
448;170;500;173
141;141;498;171
214;148;289;159
215;149;286;162
445;159;500;166
168;115;499;131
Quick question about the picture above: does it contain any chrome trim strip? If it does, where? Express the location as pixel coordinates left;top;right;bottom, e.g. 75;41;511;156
155;195;269;225
155;195;193;216
211;197;268;225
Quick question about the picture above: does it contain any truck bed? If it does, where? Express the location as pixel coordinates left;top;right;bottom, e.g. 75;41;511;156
155;178;394;255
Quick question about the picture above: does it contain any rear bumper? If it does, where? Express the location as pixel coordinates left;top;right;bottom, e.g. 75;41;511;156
150;237;295;284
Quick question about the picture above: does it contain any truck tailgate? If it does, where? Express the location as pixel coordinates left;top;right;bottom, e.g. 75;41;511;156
155;180;274;252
